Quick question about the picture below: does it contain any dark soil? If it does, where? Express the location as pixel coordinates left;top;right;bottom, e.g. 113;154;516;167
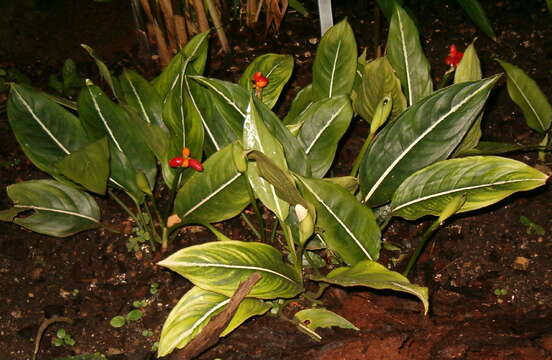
1;1;551;359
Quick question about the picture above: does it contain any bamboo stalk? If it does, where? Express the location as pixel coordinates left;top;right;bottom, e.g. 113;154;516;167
247;0;257;26
254;0;263;24
205;0;231;53
140;0;171;66
158;0;177;53
174;14;188;48
192;0;210;33
153;19;172;66
130;0;152;60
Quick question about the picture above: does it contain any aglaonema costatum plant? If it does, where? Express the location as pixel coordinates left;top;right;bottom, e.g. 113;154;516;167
0;5;549;357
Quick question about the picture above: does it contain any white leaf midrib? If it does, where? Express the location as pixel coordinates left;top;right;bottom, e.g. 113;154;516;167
87;86;124;152
363;78;495;203
182;172;242;219
328;40;342;98
12;87;71;155
194;77;246;118
397;9;413;106
168;299;229;351
244;104;285;219
301;180;373;260
14;204;99;223
392;177;545;213
185;76;220;151
508;72;547;131
125;73;152;124
159;260;298;284
304;103;347;154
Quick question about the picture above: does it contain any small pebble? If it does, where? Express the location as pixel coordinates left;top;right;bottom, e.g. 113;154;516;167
512;256;529;270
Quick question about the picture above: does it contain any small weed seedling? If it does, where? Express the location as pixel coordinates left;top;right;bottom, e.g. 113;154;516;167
53;328;75;347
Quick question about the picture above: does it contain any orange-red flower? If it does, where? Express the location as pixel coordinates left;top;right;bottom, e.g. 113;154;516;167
252;71;269;88
445;44;463;68
168;148;203;172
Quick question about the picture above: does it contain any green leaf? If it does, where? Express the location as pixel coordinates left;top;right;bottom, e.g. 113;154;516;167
1;180;100;237
239;54;294;109
110;316;126;328
61;58;83;90
455;0;496;40
158;286;270;357
376;0;403;20
454;42;482;84
317;260;429;314
288;0;309;16
455;141;524;156
359;76;500;207
244;98;290;221
175;143;249;224
387;5;433;106
353;56;406;122
161;71;205;187
247;151;306;207
391;156;548;220
152;31;210;100
78;82;157;199
120;69;166;129
453;41;483;156
81;44;121;100
294;308;358;335
253;97;311;177
312;19;357;100
323;176;358;194
497;59;552;133
298;96;353;178
189;76;248;154
56;137;109;195
8;84;90;177
126;309;143;321
284;84;313;127
192;77;310;176
158;241;303;299
297;176;381;265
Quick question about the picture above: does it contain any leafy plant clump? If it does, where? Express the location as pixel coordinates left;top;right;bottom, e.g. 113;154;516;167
1;4;550;358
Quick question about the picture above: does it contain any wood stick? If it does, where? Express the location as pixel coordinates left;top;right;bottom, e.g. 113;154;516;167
170;273;262;359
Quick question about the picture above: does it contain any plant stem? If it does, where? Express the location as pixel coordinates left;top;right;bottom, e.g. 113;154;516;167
150;195;164;229
269;218;279;242
438;68;455;89
161;227;169;250
99;222;123;234
350;132;375;177
245;178;265;241
281;221;302;283
108;189;139;224
164;169;184;221
240;213;262;239
402;218;442;277
143;201;161;246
